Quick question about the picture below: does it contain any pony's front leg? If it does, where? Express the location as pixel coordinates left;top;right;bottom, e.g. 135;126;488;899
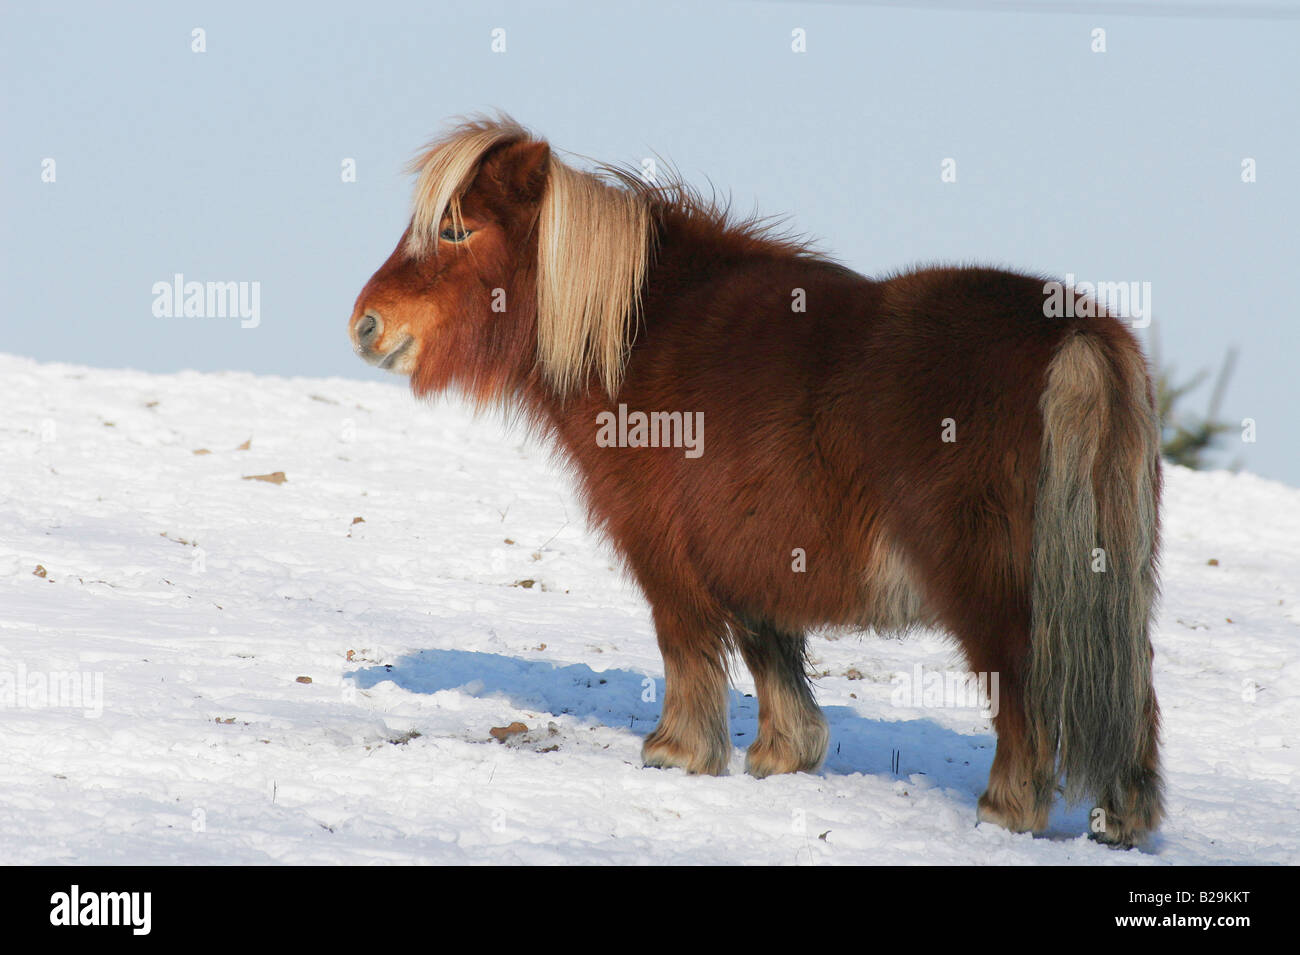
737;622;829;777
641;605;731;775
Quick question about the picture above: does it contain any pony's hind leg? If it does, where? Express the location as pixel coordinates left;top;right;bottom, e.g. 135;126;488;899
641;605;731;775
737;622;829;777
977;691;1056;835
962;615;1056;834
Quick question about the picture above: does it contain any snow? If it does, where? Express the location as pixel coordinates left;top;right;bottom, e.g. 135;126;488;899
1;351;1296;864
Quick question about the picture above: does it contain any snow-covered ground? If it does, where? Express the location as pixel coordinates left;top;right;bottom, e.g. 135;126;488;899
1;352;1296;865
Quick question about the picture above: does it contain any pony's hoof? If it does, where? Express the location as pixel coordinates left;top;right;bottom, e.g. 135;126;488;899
744;724;828;778
976;791;1047;834
642;733;727;776
1088;830;1138;850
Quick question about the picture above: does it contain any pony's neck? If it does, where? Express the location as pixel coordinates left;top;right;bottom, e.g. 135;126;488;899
517;200;826;431
659;198;825;264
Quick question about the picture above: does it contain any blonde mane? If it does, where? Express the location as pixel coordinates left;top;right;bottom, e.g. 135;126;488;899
406;116;650;397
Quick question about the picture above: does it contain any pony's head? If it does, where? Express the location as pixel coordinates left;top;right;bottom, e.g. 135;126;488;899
349;116;651;402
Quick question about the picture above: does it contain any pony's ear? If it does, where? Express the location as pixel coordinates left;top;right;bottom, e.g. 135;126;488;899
484;140;551;203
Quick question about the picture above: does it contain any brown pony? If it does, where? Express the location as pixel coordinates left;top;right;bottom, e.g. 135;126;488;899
349;116;1163;846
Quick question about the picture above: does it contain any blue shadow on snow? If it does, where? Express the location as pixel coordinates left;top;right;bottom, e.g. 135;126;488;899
348;648;1014;811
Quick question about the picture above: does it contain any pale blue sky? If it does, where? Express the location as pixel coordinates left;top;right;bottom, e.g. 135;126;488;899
3;1;1296;483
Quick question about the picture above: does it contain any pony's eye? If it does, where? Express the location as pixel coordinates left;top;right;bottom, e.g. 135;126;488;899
440;226;472;242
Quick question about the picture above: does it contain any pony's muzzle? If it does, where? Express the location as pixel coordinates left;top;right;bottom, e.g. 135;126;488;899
354;312;382;351
352;310;414;372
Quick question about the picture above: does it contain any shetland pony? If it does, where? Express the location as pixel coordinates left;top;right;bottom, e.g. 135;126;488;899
349;117;1163;846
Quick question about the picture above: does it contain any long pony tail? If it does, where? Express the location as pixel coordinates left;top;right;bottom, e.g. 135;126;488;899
1026;331;1163;842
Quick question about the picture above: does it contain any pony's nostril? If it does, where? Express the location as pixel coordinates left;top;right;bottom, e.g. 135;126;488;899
356;313;380;345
